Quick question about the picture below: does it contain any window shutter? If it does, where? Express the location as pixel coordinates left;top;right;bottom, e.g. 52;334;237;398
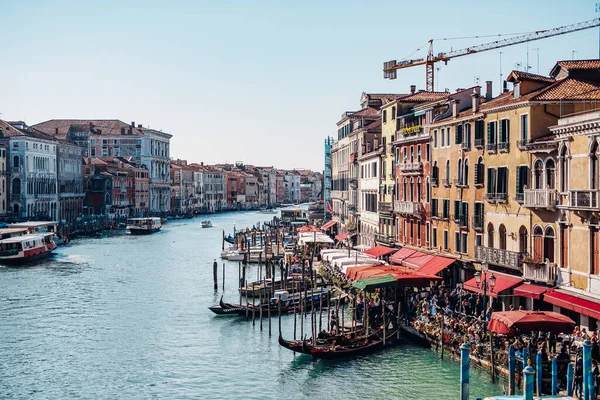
456;125;462;144
487;168;493;194
499;120;504;142
523;166;529;189
506;119;510;144
516;166;522;194
487;122;492;144
454;200;460;219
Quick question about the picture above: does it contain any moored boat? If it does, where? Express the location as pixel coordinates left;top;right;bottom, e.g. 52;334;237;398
126;217;162;235
0;232;57;265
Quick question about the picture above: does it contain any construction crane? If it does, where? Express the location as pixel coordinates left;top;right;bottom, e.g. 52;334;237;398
383;18;600;92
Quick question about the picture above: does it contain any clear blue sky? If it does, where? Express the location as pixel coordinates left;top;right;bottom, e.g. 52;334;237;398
0;0;596;171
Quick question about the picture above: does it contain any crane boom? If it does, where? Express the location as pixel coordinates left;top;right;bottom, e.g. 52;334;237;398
383;18;600;91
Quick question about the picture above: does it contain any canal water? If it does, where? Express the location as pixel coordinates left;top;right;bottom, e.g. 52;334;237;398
0;211;504;399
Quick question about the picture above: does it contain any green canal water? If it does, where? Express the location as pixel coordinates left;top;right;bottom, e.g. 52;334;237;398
0;211;504;399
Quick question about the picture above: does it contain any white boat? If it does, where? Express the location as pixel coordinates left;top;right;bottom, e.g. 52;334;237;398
0;233;57;265
201;220;213;228
259;208;277;214
227;252;246;262
126;217;162;235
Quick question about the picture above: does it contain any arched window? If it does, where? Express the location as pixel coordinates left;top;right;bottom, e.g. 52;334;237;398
410;178;415;202
12;155;19;169
410;147;414;163
534;159;544;189
499;224;507;250
432;161;439;184
457;159;463;186
417;146;421;163
487;223;494;248
545;159;556;189
560;145;569;192
544;226;555;263
445;160;450;181
475;156;484;185
403;178;407;201
519;226;528;254
417;177;422;201
533;226;544;262
12;178;20;195
591;141;599;190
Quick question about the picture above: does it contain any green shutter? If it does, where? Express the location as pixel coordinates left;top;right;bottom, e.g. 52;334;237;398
516;166;521;194
487;122;492;144
506;119;510;145
456;125;462;144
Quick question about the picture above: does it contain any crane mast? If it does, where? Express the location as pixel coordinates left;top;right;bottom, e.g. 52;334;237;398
383;18;600;92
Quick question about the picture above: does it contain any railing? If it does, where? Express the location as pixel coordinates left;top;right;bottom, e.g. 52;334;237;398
486;143;497;152
431;177;439;187
569;190;599;209
473;214;484;229
461;141;471;151
396;126;428;144
498;142;509;152
399;162;423;173
475;246;524;271
517;139;529;149
474;138;484;148
485;193;508;203
374;233;395;245
394;200;422;216
523;261;558;285
454;178;467;188
378;201;393;214
442;178;451;187
400;125;423;135
523;188;558;208
11;166;21;173
11;194;20;201
514;193;524;203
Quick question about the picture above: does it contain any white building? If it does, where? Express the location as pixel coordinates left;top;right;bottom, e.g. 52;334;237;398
283;171;301;203
141;128;172;214
358;151;381;247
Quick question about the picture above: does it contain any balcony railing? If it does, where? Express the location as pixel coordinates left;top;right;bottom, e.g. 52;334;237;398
473;214;484;230
399;162;423;173
378;201;393;214
374;232;395;245
568;190;599;209
514;193;524;203
498;142;509;152
11;194;20;201
431;177;439;187
485;193;508;203
461;141;471;151
474;138;484;148
442;178;451;187
475;245;524;271
517;139;529;149
454;178;467;188
523;261;558;285
486;143;497;152
394;200;422;216
400;125;423;135
453;214;468;227
396;126;429;144
523;188;558;209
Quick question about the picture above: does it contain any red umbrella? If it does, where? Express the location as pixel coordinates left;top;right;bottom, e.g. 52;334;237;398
488;310;576;335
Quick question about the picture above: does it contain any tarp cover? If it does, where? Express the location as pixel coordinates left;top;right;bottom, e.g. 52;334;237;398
513;283;548;300
463;272;522;298
352;274;398;291
389;248;433;269
544;289;600;321
364;245;395;258
416;256;455;276
488;310;575;335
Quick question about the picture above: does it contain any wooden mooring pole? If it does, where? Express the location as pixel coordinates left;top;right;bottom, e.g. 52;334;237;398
213;260;218;290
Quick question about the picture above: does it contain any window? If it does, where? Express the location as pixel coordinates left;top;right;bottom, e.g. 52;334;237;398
426;222;430;244
391;107;396;120
487;121;497;148
417;146;421;163
453;200;460;221
560;146;569;192
516;165;530;196
474;202;484;229
464;123;471;147
432;162;439;185
455;231;461;252
499;224;507;250
499;119;510;150
426;178;431;203
475;157;484;186
476;234;482;247
431;198;438;218
410;147;414;163
434;130;438;148
474;120;485;147
443;230;449;250
487;223;494;248
433;227;438;248
455;124;463;145
445;160;450;182
442;199;450;219
426;144;430;162
463;159;469;187
461;233;468;254
519;226;528;254
441;128;446;147
446;128;450;147
383;110;387;123
533;226;543;262
546;159;556;189
534;160;544;189
544;226;555;263
520;114;528;143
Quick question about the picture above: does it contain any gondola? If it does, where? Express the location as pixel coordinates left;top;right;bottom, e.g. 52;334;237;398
224;235;235;244
302;326;400;360
208;296;246;315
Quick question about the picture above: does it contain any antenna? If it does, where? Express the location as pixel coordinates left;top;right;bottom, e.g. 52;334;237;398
531;48;540;74
499;51;503;95
474;76;481;85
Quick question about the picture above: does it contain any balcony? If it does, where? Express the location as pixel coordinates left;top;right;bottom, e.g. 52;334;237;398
11;194;20;201
442;178;451;187
398;162;423;174
517;139;529;150
378;201;393;215
475;245;524;271
568;190;599;210
454;178;467;188
523;261;558;285
374;232;395;246
514;193;524;203
394;200;422;216
474;138;484;148
453;214;468;228
486;143;497;152
11;166;21;174
349;178;358;188
396;125;429;144
523;188;558;209
485;193;508;203
473;214;484;230
498;142;509;152
461;141;471;151
431;177;439;187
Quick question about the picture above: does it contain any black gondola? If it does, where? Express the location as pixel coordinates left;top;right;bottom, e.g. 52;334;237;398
208;296;246;315
224;235;235;244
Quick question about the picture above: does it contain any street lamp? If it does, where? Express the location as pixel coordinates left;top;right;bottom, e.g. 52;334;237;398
474;262;496;319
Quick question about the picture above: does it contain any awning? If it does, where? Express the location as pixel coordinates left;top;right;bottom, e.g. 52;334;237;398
514;283;548;300
463;272;522;298
488;310;575;335
321;220;337;231
544;289;600;321
416;256;455;276
364;245;395;258
352;274;398;291
335;233;347;241
389;248;433;269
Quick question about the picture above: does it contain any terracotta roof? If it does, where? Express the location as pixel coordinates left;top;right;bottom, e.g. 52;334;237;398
364;119;382;130
506;70;555;84
398;91;450;103
0;120;27;137
551;60;600;76
351;107;380;117
33;119;144;137
368;94;408;101
531;78;600;101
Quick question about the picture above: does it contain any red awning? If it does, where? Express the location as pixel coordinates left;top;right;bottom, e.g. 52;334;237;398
416;256;455;276
347;264;442;286
514;283;548;300
488;310;575;335
389;248;433;269
544;289;600;321
335;233;347;241
364;245;395;258
321;220;337;231
463;272;522;298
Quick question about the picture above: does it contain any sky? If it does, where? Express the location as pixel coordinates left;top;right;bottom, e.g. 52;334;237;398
0;0;597;171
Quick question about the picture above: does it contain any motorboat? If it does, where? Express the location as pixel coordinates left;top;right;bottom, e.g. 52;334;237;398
126;217;162;235
201;220;213;228
0;233;57;264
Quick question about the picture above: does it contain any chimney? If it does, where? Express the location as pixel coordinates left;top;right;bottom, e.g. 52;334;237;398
471;90;480;113
486;81;493;100
410;85;416;94
503;81;508;93
128;127;132;135
451;99;459;117
131;121;135;128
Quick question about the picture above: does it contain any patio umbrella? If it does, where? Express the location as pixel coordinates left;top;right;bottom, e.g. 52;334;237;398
488;310;575;335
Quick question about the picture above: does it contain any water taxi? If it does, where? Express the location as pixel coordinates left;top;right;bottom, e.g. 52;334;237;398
201;220;213;228
0;233;57;264
126;217;162;235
